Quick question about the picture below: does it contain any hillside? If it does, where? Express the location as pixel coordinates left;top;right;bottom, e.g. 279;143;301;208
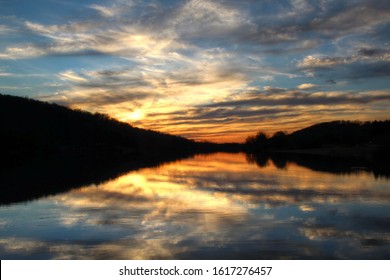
0;93;199;161
245;120;390;157
288;120;390;149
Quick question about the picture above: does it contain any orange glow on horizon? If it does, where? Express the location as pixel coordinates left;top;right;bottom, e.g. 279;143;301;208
119;115;388;144
66;92;389;144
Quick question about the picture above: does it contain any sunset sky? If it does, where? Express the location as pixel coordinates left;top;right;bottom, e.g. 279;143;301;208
1;0;389;142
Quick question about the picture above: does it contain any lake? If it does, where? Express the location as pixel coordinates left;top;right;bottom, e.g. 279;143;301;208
0;152;389;259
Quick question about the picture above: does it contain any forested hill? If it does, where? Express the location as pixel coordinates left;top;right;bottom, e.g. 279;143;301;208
288;120;390;148
246;120;390;153
0;93;198;160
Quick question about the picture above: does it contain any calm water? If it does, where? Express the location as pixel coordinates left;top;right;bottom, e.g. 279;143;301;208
0;153;389;259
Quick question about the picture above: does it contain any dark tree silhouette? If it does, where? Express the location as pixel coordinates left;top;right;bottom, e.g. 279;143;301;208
0;93;202;160
245;132;268;152
245;120;390;152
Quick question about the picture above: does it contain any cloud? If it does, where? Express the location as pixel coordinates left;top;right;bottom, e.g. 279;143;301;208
298;55;346;68
61;68;152;90
297;83;317;90
140;88;390;142
297;47;390;80
41;67;157;114
309;1;390;36
0;1;315;60
358;47;390;58
299;47;390;69
148;107;288;125
0;45;46;59
0;24;13;34
88;4;119;17
1;0;387;64
42;45;255;123
205;89;390;108
1;0;388;60
59;70;88;83
344;61;390;79
42;87;153;111
0;18;187;60
0;72;12;77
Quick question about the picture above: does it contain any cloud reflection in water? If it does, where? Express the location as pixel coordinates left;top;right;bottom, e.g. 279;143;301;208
0;153;389;259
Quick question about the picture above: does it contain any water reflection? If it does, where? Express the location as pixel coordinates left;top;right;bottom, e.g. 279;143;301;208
0;154;194;204
247;152;390;179
0;153;389;259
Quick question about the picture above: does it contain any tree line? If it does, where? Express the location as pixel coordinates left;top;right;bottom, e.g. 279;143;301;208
0;93;202;161
0;93;244;164
245;120;390;153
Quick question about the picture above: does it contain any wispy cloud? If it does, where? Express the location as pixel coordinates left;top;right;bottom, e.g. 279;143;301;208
88;4;122;17
297;47;390;80
0;24;13;34
298;48;390;69
59;70;88;83
297;83;317;90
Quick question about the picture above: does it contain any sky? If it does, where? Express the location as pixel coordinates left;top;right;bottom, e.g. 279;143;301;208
0;0;389;143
